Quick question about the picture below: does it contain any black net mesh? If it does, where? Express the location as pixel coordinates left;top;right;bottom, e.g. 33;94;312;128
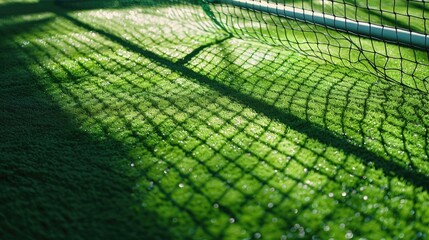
203;0;429;92
58;0;428;90
2;0;429;239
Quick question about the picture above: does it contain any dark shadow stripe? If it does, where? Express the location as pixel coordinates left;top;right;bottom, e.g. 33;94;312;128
177;34;232;65
59;12;429;191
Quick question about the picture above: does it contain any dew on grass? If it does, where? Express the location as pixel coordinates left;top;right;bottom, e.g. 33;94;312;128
179;183;184;188
254;232;262;239
345;231;353;239
229;218;235;223
267;202;274;208
21;41;30;47
213;203;219;208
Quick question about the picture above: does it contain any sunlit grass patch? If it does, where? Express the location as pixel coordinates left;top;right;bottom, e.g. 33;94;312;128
1;1;429;239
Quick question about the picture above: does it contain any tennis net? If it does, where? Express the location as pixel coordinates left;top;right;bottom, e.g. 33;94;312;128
203;0;429;92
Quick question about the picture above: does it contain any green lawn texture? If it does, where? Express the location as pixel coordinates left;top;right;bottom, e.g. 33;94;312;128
272;0;429;34
211;0;429;92
1;0;429;239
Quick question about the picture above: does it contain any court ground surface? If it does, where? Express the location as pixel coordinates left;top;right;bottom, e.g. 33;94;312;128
1;1;429;239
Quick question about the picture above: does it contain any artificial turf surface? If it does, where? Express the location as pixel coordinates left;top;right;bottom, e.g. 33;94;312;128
1;0;429;239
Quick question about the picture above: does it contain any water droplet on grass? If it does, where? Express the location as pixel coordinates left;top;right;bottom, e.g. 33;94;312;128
21;41;30;47
345;231;353;239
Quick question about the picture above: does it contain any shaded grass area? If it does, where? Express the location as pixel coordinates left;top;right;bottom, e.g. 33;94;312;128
0;8;172;240
1;0;429;239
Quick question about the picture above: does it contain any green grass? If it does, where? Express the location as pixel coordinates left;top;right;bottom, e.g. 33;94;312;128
273;0;429;34
210;1;429;92
1;0;429;239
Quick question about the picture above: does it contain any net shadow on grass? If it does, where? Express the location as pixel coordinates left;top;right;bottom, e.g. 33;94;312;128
0;18;175;240
206;1;429;92
57;11;429;192
3;2;429;239
52;0;202;10
0;0;201;19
